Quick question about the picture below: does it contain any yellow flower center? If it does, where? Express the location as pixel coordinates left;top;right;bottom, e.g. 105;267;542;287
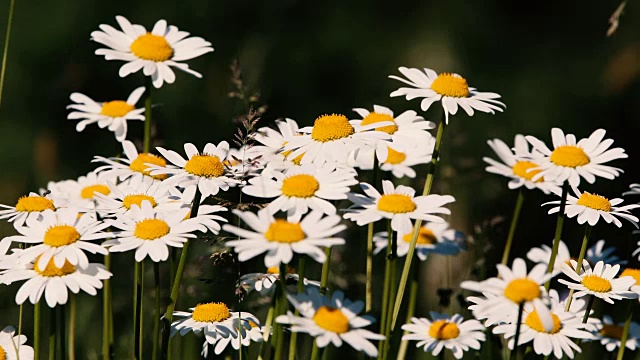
123;194;157;209
403;228;437;245
264;220;306;243
0;345;5;360
134;219;170;240
512;161;543;182
621;268;640;286
266;266;296;274
428;320;460;340
313;306;350;333
15;195;55;212
130;33;173;62
430;73;470;98
549;145;590;168
281;174;319;198
184;155;225;178
503;278;541;303
80;184;111;199
100;100;135;118
310;114;355;142
191;302;231;323
581;275;612;292
576;193;611;212
360;112;398;134
129;153;168;180
525;310;562;334
377;194;417;213
385;147;407;165
600;324;624;340
43;225;81;247
34;256;76;277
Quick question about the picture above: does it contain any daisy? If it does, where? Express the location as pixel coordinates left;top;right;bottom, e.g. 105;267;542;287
343;180;455;234
389;67;505;123
558;260;638;304
373;221;463;261
5;208;111;269
620;268;640;296
1;255;111;307
483;135;561;194
67;87;145;142
92;16;213;88
252;118;303;170
93;140;170;185
351;105;434;143
223;145;263;179
0;325;35;360
237;266;321;296
242;164;358;219
524;128;627;186
93;179;182;217
492;292;593;359
527;239;626;276
46;172;113;212
224;209;345;267
282;113;390;167
593;315;640;352
275;288;385;357
349;138;434;178
401;312;485;359
0;192;64;227
201;317;263;358
104;201;208;262
170;302;257;355
544;186;640;228
149;142;238;199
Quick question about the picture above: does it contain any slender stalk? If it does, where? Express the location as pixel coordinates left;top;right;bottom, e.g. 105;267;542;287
152;262;161;360
581;295;595;323
143;76;153;153
501;188;525;265
103;253;111;360
59;305;66;360
391;119;447;329
544;181;569;290
310;340;323;360
0;0;16;111
564;225;592;312
366;158;380;312
510;303;525;360
320;248;332;294
257;305;274;360
288;257;306;360
397;262;420;360
377;223;394;358
134;261;143;359
69;295;76;360
160;189;202;359
382;222;398;359
48;307;55;360
34;302;40;360
274;262;288;360
17;302;23;360
617;303;633;360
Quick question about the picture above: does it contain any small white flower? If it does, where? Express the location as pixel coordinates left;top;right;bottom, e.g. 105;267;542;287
389;67;505;123
92;16;213;88
350;138;433;179
0;192;63;228
344;180;455;234
374;221;463;261
559;260;638;304
0;325;35;360
401;312;485;359
276;288;385;357
238;266;321;296
93;179;182;217
93;140;171;185
46;172;115;213
67;87;145;142
593;315;640;352
251;118;303;170
351;105;434;143
527;239;626;276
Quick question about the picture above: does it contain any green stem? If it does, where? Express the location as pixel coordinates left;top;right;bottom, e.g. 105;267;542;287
396;262;419;360
69;295;76;360
288;257;306;360
564;224;592;312
17;302;23;360
59;304;66;360
34;302;40;360
581;295;595;323
391;120;447;329
366;157;380;312
377;223;393;359
320;248;332;294
382;222;397;359
501;188;525;265
510;303;525;360
153;262;160;360
274;262;288;360
617;303;633;360
545;181;569;290
48;307;55;360
257;305;274;360
310;340;323;360
143;77;153;153
0;0;16;111
134;261;143;359
103;254;111;360
160;189;202;359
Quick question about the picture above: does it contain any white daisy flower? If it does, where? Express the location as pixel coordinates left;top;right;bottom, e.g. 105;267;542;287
170;302;257;355
559;260;638;304
0;192;64;228
483;135;561;194
343;180;455;234
275;288;385;357
93;179;181;217
389;67;505;123
149;142;238;199
350;138;434;178
593;315;640;352
373;221;463;261
527;239;626;276
282;113;390;167
252;118;304;170
67;87;145;142
0;325;35;360
492;291;593;359
351;105;434;143
401;312;485;359
4;208;111;270
619;268;640;296
460;258;552;326
238;266;321;296
46;172;114;213
92;16;213;88
242;164;357;219
223;145;263;179
200;316;263;358
93;140;170;185
104;201;208;262
1;255;111;307
544;186;640;228
224;209;345;267
524;128;627;186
